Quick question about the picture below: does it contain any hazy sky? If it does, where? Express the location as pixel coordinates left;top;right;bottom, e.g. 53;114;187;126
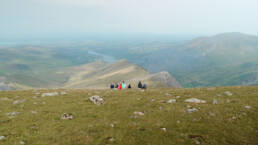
1;0;258;39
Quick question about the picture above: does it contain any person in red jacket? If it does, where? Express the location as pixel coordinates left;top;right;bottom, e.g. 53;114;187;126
119;83;122;90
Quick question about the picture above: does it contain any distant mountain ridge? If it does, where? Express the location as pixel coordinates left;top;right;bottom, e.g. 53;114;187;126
62;59;182;89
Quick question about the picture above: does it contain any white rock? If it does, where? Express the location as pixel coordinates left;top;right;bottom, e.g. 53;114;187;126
89;95;105;105
151;99;155;102
108;137;115;142
31;111;37;114
133;111;144;116
176;96;181;99
61;113;73;120
161;128;167;132
185;98;206;103
165;93;171;96
0;136;5;140
209;112;216;117
41;92;59;97
6;112;20;118
194;140;200;144
177;120;180;124
224;91;233;96
110;124;114;128
167;99;176;103
212;99;218;104
13;99;26;105
244;106;251;109
187;108;198;113
20;141;25;145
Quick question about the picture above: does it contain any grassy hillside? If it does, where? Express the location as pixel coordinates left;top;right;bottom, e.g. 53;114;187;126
92;32;258;87
63;60;181;88
0;45;98;88
0;86;257;145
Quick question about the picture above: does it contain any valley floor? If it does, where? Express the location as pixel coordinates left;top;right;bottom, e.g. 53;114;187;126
0;86;257;145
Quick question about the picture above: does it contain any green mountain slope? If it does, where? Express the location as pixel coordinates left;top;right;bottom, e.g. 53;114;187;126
62;59;181;89
0;86;257;144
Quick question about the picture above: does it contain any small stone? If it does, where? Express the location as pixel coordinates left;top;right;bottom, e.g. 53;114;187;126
192;118;197;121
165;93;171;96
232;116;236;120
42;102;46;104
226;99;231;103
31;111;37;114
161;128;167;132
242;112;247;116
6;112;20;117
176;96;181;99
212;99;218;104
133;111;144;116
185;98;206;103
110;124;114;128
177;120;180;124
0;136;5;140
13;99;26;105
224;91;233;96
89;95;105;105
167;99;176;103
151;99;155;102
194;140;200;144
20;141;25;145
61;113;73;120
107;137;115;142
41;92;59;97
244;106;251;109
187;108;198;113
209;112;216;117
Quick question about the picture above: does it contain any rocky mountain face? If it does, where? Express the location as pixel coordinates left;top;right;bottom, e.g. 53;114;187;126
148;71;182;88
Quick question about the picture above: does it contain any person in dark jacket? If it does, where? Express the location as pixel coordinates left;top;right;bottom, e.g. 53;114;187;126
138;81;143;89
115;83;119;88
128;84;132;89
110;83;114;89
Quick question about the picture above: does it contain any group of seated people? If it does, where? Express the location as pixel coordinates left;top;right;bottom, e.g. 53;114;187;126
110;81;147;90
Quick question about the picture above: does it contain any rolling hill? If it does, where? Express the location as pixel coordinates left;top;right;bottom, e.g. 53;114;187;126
61;59;181;89
101;32;258;87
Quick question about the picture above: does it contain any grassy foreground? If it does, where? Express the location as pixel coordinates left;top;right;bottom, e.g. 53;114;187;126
0;86;257;145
